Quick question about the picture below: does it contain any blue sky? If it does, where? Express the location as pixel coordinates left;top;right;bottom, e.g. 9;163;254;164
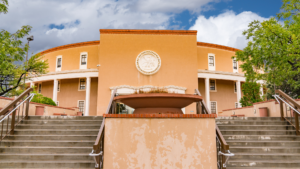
0;0;284;54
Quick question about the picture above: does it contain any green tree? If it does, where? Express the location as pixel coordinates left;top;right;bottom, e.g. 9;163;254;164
236;0;300;99
0;0;48;96
239;82;263;107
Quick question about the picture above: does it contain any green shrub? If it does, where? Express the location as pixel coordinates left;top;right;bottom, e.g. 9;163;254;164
31;93;57;106
240;82;263;107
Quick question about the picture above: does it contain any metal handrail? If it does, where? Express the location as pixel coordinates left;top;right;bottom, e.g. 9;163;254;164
274;94;300;115
0;93;34;123
90;88;117;169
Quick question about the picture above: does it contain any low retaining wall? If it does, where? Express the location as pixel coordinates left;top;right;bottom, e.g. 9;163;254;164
221;99;300;117
0;96;79;116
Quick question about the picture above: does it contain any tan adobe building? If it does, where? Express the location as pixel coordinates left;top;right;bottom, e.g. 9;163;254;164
27;29;246;116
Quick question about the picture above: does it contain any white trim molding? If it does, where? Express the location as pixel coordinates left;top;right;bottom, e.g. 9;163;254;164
26;69;98;83
198;69;245;82
110;85;187;95
80;52;88;69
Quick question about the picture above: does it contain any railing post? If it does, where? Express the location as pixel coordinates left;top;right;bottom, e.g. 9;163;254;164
25;93;30;120
10;104;16;135
279;98;284;121
294;106;300;135
221;148;226;169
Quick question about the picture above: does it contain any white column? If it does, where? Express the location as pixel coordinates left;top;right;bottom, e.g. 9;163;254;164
53;79;58;103
85;77;91;116
236;81;241;108
205;78;210;111
260;83;264;98
30;82;34;88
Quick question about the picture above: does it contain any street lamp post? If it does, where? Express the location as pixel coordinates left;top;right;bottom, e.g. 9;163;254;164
23;35;34;89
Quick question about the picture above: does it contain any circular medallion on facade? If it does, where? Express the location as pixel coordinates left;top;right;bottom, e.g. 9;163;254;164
136;50;161;75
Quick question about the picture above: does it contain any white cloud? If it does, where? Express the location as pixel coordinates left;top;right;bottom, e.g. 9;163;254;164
0;0;220;54
190;10;268;49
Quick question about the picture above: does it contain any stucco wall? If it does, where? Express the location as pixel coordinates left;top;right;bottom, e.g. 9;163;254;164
0;97;78;116
103;118;217;169
197;46;242;73
39;78;98;115
98;33;198;115
198;78;238;114
42;44;99;72
221;100;294;117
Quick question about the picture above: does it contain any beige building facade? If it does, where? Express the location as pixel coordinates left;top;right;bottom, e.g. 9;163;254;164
27;29;246;116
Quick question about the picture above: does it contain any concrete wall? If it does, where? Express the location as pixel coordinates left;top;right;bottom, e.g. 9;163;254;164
103;118;217;169
98;32;198;115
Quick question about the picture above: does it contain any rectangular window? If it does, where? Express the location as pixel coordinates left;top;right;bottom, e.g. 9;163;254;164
210;80;216;91
38;84;42;93
57;81;60;92
209;56;214;66
78;101;85;113
234;82;237;93
56;56;62;71
81;55;87;65
211;101;217;114
57;58;61;68
56;101;59;106
233;58;238;73
79;79;86;90
235;102;238;108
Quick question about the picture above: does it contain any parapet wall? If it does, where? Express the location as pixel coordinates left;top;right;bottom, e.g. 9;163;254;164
103;114;217;169
221;99;300;117
0;97;78;116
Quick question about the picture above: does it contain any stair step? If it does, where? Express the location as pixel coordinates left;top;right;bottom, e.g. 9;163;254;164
4;135;97;140
15;124;101;129
223;135;300;141
218;125;294;130
232;153;300;160
217;121;287;125
28;116;103;120
0;147;91;153
13;129;99;135
0;153;93;161
227;160;300;167
221;130;296;135
21;120;102;125
227;140;300;147
230;146;300;153
217;117;282;121
0;140;95;147
0;160;94;168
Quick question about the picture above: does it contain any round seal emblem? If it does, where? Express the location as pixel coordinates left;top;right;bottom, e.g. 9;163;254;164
136;50;161;75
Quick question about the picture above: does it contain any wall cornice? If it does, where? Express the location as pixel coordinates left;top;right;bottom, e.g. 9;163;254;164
40;41;100;55
100;29;197;35
197;42;241;52
198;69;244;77
109;85;187;91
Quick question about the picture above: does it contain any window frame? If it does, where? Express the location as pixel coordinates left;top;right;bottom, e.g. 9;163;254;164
78;100;85;114
208;53;216;71
56;55;62;71
210;79;217;92
210;101;217;114
38;83;42;93
78;78;86;91
80;52;88;69
234;82;237;93
57;80;61;92
233;58;238;73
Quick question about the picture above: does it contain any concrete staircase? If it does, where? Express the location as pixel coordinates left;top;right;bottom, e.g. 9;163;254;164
0;116;102;168
217;117;300;169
